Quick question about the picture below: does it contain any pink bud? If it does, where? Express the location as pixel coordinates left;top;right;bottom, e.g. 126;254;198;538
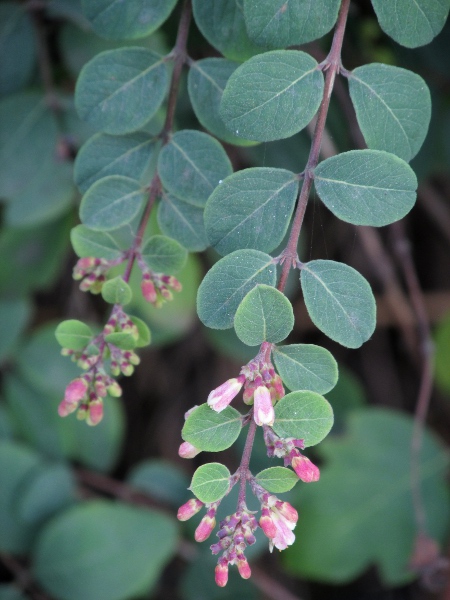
178;441;201;459
276;501;298;524
291;454;320;482
177;498;204;521
58;398;78;417
195;514;216;542
64;378;88;403
207;377;244;412
259;509;277;539
253;386;275;426
141;278;157;304
237;556;251;579
86;399;104;426
215;561;229;587
168;276;182;292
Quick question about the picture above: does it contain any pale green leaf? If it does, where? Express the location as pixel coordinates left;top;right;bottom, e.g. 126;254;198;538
182;403;243;452
190;463;231;503
129;316;151;348
141;235;187;274
273;344;338;394
104;332;137;350
101;276;132;305
71;225;124;261
157;194;208;252
254;466;298;493
55;320;93;351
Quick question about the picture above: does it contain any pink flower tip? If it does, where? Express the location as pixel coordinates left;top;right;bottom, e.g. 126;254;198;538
58;398;78;418
64;378;88;403
215;562;229;587
194;514;216;542
178;441;201;459
86;399;104;426
177;498;204;521
253;386;275;426
237;557;251;579
207;377;244;412
141;279;157;304
291;454;320;482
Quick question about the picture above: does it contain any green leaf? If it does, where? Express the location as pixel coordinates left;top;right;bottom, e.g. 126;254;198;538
325;366;367;434
141;235;187;274
75;48;169;134
314;150;417;226
104;332;137;350
71;225;124;261
0;584;28;600
158;194;208;252
0;3;36;95
55;320;93;351
348;64;431;162
371;0;450;48
74;132;156;193
220;50;323;142
101;276;132;305
254;466;298;493
188;58;257;146
130;316;151;348
80;175;145;231
192;0;265;61
197;250;277;329
127;459;190;508
33;500;178;600
300;260;376;349
157;130;233;208
273;390;334;446
244;0;340;48
234;284;294;345
190;463;231;503
0;298;31;363
82;0;178;40
205;167;298;255
182;403;243;452
283;408;450;584
273;344;338;394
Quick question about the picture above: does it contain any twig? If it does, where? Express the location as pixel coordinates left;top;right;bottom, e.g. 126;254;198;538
0;553;53;600
418;183;450;246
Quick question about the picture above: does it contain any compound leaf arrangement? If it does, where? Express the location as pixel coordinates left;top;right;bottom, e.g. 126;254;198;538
52;0;448;589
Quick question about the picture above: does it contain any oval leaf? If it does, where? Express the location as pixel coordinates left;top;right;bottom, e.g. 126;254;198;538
273;344;338;394
300;260;376;349
101;276;132;305
141;235;187;274
197;250;277;329
157;194;208;252
129;316;151;348
71;225;123;261
234;284;294;346
220;50;324;142
273;390;334;446
182;403;242;452
190;463;231;504
204;167;298;255
254;466;298;493
55;320;93;351
104;332;137;350
314;150;417;226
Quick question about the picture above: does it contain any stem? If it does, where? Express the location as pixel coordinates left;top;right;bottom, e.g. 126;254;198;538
277;0;351;293
238;417;257;508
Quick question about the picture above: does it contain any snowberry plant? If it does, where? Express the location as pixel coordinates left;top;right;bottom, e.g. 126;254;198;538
57;0;447;587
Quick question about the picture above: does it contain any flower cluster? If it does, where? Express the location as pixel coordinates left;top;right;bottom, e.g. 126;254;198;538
264;427;320;482
73;256;125;293
137;255;182;307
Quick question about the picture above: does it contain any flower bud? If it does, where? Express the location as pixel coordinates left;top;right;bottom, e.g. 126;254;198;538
107;380;122;397
253;386;275;426
65;378;88;403
178;441;201;459
195;513;216;542
259;508;277;539
215;561;229;587
141;278;157;304
177;498;204;521
237;555;251;579
86;399;104;426
207;376;244;412
291;454;320;482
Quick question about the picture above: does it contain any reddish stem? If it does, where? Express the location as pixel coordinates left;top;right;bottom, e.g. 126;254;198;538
238;417;257;508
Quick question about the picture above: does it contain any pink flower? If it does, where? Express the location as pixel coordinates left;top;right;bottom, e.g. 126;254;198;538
177;498;204;521
178;441;201;459
237;555;251;579
195;508;216;542
141;276;157;304
86;399;104;426
207;376;245;412
215;560;229;587
291;454;320;482
253;386;275;426
58;378;88;417
260;497;298;552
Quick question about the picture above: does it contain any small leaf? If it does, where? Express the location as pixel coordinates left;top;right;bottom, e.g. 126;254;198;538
75;48;168;134
273;344;338;394
244;0;340;48
104;332;137;350
300;260;376;349
130;316;151;348
74;132;156;193
254;466;298;493
348;64;431;162
71;225;123;261
190;463;231;503
197;250;277;329
158;194;208;252
157;130;233;208
141;235;187;274
314;150;417;226
182;403;242;452
55;320;93;351
273;390;334;446
220;50;323;142
82;0;178;40
101;276;132;305
80;176;145;231
234;284;294;346
204;167;298;255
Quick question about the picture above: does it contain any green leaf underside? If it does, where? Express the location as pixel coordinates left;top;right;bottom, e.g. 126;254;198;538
273;390;334;446
254;466;298;493
190;463;231;503
102;276;132;305
82;0;178;40
300;260;376;349
348;64;431;162
204;167;298;255
244;0;341;48
370;0;450;48
188;58;255;146
157;194;208;252
220;50;323;142
283;408;450;584
197;250;277;329
71;225;123;261
234;284;294;346
74;132;156;193
192;0;265;61
141;235;187;274
182;404;242;452
130;316;151;348
75;47;168;135
104;332;136;351
314;150;417;226
80;176;145;231
157;130;233;207
273;344;338;394
55;320;93;351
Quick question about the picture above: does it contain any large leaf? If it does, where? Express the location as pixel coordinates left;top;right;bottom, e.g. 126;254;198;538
273;344;338;394
158;194;208;252
220;50;323;142
33;501;178;600
190;463;231;503
197;250;277;329
371;0;450;48
314;150;417;226
204;167;298;255
182;403;243;452
348;64;431;162
71;225;124;261
300;260;376;349
244;0;340;48
0;3;36;95
284;408;450;584
75;47;168;134
127;459;190;508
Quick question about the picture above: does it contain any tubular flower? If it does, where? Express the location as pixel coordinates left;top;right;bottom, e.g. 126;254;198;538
259;494;298;552
207;375;245;412
253;385;275;426
290;450;320;482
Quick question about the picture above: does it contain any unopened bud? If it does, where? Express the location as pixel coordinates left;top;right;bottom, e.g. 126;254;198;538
215;560;229;587
253;386;275;426
207;376;244;412
86;399;104;426
237;555;251;579
177;498;204;521
291;454;320;482
141;279;157;304
178;441;201;459
195;513;216;542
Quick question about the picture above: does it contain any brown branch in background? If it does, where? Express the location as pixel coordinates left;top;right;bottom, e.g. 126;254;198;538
0;553;53;600
418;183;450;246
